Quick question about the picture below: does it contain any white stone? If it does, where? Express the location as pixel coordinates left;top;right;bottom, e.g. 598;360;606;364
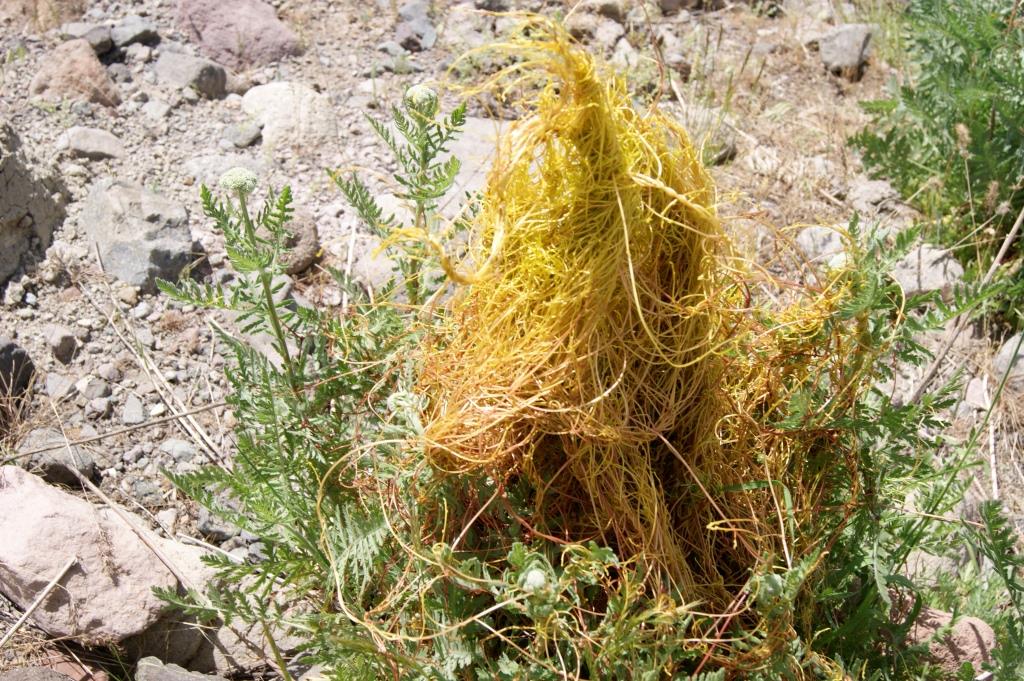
142;99;172;120
58;126;125;160
796;224;845;263
156;509;178;533
158;439;197;463
892;245;964;299
123;394;146;425
241;82;338;151
440;116;503;217
993;334;1024;392
594;19;625;48
964;377;989;410
819;23;874;76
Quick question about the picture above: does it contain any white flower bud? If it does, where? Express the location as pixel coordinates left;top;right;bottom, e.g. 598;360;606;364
219;167;259;196
522;568;547;593
403;84;439;119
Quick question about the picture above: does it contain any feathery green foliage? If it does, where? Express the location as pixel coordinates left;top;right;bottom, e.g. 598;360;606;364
853;0;1024;330
332;95;467;306
854;0;1024;227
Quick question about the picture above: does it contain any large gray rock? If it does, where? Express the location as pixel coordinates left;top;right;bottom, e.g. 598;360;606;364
0;466;178;644
240;82;337;151
175;0;301;70
29;39;121;107
135;658;225;681
0;0;83;31
153;52;227;100
120;541;217;667
892;244;964;299
186;617;304;674
0;122;65;286
126;540;299;674
993;334;1024;392
222;121;262;148
848;177;899;215
111;15;158;48
396;19;437;52
16;427;95;485
0;337;35;398
819;23;873;80
57;126;124;160
78;179;193;292
444;117;502;206
60;22;113;54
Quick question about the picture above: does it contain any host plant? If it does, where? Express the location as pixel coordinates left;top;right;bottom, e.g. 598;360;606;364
158;38;1024;680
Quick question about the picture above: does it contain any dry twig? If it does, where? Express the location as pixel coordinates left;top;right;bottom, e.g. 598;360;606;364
0;557;77;650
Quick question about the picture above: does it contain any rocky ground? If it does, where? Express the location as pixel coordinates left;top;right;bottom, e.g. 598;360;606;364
1;0;1022;679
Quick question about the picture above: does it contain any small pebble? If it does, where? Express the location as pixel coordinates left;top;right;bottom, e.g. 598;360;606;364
117;286;139;306
136;328;156;348
86;397;112;419
156;508;178;533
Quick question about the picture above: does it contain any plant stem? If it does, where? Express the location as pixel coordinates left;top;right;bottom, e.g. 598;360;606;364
408;206;424;307
260;271;298;389
238;192;299;392
237;192;258;242
407;116;432;308
261;618;295;681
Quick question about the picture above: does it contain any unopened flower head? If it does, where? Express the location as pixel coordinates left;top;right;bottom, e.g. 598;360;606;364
219;167;259;197
403;84;439;119
522;568;547;593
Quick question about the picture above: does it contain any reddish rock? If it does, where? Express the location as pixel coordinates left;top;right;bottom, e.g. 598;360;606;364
175;0;301;70
908;606;997;677
28;39;121;107
24;649;111;681
0;0;85;32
